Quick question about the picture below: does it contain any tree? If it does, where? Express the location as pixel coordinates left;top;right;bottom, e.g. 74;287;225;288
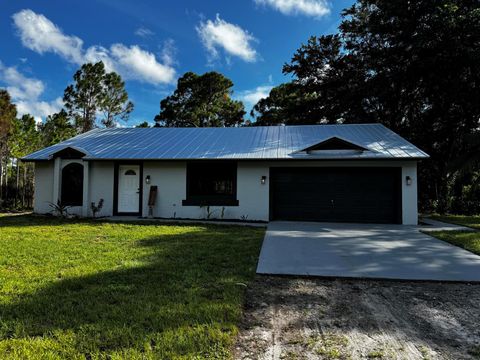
135;121;150;128
100;72;134;128
63;62;133;133
39;110;76;147
252;0;480;212
0;90;17;205
154;72;245;127
9;114;40;207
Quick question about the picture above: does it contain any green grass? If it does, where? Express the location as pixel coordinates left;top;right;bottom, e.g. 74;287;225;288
425;215;480;256
0;214;265;359
428;214;480;230
427;230;480;256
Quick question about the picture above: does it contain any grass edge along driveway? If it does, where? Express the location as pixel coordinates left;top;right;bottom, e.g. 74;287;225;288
425;215;480;256
0;214;265;360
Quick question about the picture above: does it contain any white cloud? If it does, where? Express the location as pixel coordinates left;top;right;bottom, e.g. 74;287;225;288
15;97;63;122
254;0;330;17
12;9;176;85
110;44;176;84
134;26;154;37
12;9;84;64
237;85;273;110
160;39;177;67
0;63;62;121
1;66;44;100
196;14;258;63
84;45;117;73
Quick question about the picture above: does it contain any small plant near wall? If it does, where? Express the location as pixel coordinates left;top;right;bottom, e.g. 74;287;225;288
90;199;104;218
200;205;226;219
202;205;214;219
240;214;249;221
48;200;71;218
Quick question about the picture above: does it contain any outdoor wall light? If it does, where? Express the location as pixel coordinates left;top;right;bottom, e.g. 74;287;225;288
406;176;412;186
145;175;151;184
261;176;267;185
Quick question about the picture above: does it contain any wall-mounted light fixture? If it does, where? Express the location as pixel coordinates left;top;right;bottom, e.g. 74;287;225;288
261;176;267;185
145;175;151;184
406;176;412;186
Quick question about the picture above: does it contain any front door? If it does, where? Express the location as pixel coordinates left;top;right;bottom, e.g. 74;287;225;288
118;165;140;213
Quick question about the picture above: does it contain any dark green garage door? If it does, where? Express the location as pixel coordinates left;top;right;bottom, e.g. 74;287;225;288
270;167;402;224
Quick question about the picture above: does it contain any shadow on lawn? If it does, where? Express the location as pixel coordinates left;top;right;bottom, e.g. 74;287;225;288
0;215;263;358
0;213;108;228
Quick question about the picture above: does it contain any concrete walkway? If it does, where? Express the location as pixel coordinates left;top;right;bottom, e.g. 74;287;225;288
257;221;480;281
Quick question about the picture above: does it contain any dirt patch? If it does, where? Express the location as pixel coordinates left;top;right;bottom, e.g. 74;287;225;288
235;276;480;359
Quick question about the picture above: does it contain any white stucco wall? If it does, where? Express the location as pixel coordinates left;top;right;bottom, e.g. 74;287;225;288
141;162;270;221
33;159;419;224
33;162;54;214
88;161;115;217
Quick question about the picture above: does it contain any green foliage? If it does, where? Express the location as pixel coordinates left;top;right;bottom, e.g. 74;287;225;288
8;114;40;159
63;61;134;133
48;199;71;218
0;215;264;359
252;0;480;213
100;72;134;128
0;90;17;157
154;72;245;127
38;109;76;147
135;121;151;128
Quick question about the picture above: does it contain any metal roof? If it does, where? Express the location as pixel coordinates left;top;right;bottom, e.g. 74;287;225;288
23;124;429;161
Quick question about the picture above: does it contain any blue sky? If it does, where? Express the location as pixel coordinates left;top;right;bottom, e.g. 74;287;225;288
0;0;353;126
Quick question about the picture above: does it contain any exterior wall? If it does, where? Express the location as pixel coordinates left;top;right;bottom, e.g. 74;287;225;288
33;159;419;224
401;162;418;225
141;162;270;221
33;162;54;214
32;159;115;218
88;161;115;217
141;160;419;224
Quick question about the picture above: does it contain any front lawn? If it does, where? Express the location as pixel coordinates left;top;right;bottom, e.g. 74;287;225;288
0;214;264;359
425;215;480;256
427;230;480;256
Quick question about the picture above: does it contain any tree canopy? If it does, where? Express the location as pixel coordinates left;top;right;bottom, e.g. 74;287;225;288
64;61;133;133
154;72;245;127
38;110;77;147
252;0;480;211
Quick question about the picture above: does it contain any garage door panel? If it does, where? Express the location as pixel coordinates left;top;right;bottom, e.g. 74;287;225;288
270;167;401;224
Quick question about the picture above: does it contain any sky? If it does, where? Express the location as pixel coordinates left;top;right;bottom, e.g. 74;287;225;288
0;0;354;126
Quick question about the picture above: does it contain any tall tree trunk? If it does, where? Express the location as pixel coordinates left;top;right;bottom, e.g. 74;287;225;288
23;163;27;207
15;159;20;208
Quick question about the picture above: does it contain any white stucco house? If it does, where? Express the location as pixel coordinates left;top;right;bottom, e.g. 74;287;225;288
23;124;429;225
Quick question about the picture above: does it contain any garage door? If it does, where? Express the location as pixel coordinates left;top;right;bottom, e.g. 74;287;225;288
270;167;402;224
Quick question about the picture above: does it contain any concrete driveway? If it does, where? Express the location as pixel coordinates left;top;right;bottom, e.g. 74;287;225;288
257;221;480;281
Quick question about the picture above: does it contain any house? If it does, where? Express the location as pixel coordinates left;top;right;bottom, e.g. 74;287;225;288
23;124;429;224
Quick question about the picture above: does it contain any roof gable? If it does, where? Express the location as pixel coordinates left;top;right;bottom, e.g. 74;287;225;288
50;146;88;159
297;136;369;153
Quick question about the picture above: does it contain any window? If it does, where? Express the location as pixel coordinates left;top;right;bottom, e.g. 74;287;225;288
124;169;137;175
183;162;238;206
61;163;84;206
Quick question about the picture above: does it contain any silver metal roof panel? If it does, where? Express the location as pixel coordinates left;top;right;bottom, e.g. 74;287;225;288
23;124;429;161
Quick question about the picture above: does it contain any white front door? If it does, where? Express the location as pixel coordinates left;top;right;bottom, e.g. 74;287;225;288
118;165;140;213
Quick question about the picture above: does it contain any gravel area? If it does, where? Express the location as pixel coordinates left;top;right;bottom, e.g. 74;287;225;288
235;276;480;359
